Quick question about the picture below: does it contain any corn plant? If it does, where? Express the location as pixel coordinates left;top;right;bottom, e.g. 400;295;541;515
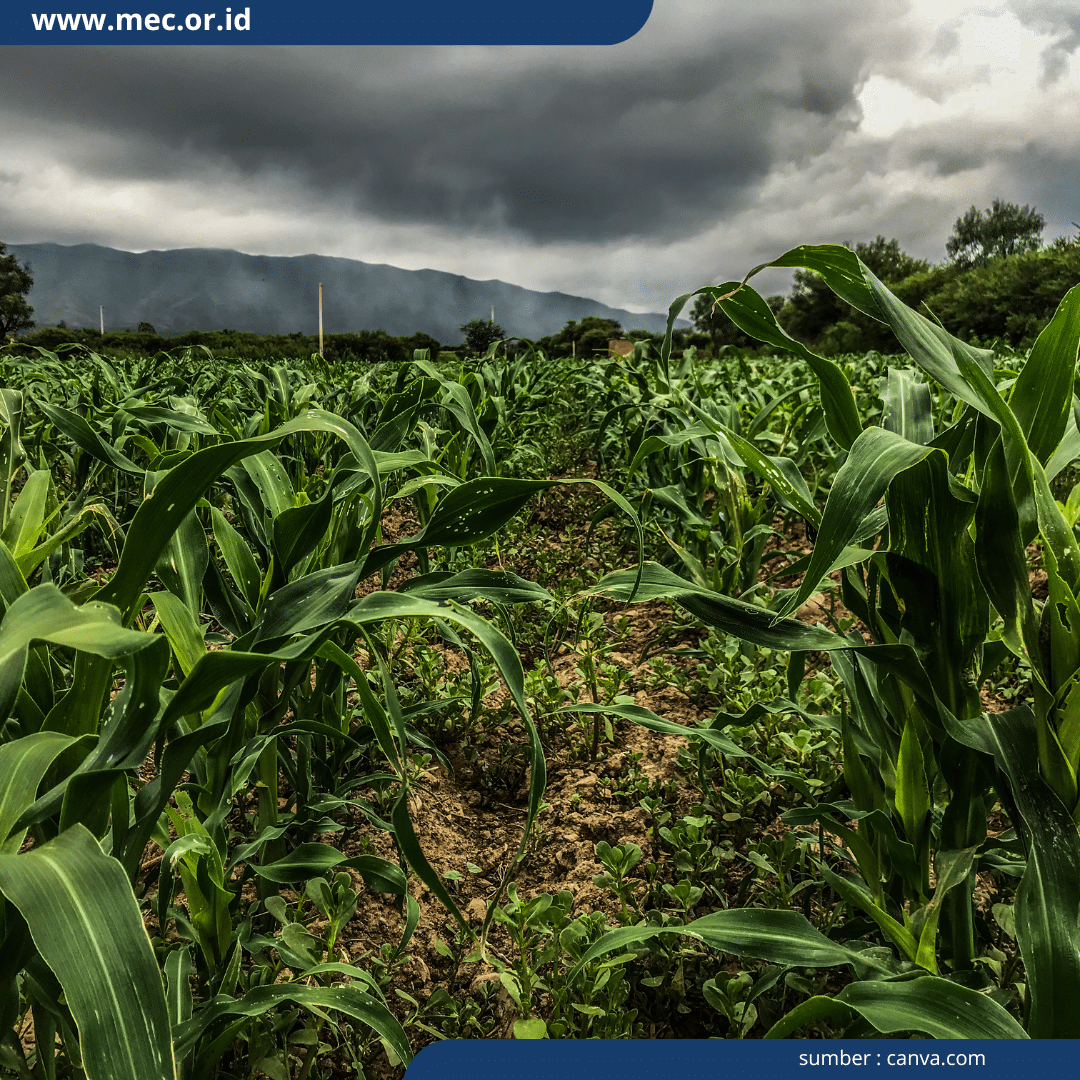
585;243;1080;1037
0;341;651;1075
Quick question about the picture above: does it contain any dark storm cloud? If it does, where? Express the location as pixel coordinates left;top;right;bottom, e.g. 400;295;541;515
0;1;903;245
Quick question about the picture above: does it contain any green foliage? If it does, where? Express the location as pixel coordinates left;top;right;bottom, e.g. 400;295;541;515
538;316;622;358
897;237;1080;346
11;324;441;363
946;199;1045;269
777;224;1079;355
691;293;784;354
779;236;930;351
0;244;34;340
458;318;506;356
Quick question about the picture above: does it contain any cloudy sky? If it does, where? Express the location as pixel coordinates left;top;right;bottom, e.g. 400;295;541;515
1;0;1077;313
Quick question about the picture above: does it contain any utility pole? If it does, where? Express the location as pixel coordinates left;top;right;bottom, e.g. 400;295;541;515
318;283;324;358
491;305;495;324
99;306;104;335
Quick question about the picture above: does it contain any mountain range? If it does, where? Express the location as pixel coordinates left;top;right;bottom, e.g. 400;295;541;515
8;242;682;343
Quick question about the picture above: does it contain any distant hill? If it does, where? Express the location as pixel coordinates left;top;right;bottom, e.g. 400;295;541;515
8;242;683;342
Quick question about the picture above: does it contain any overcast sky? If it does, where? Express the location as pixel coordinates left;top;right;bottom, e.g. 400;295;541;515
1;0;1078;313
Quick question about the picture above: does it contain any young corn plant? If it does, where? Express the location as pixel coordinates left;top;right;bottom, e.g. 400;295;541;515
586;243;1080;1038
0;352;646;1076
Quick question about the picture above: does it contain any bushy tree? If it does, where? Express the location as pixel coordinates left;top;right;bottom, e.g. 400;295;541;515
946;200;1045;270
459;318;506;356
779;236;930;352
908;235;1080;346
0;243;34;338
538;316;622;358
400;330;442;361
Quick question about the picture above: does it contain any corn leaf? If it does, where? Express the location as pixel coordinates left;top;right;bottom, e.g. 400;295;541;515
0;825;177;1080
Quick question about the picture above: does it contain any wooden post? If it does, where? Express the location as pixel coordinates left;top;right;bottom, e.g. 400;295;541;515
318;283;324;358
99;306;104;335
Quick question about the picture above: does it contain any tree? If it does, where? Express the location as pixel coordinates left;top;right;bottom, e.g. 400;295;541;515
538;316;622;358
946;200;1045;270
401;330;442;361
0;243;34;339
779;236;930;350
459;318;506;356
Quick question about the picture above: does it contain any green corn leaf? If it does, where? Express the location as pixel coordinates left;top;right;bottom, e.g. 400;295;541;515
0;586;151;660
163;948;193;1033
250;843;405;894
882;368;934;446
952;342;1080;583
151;498;208;616
974;437;1044;679
210;507;261;611
16;503;119;580
12;639;170;840
913;847;978;974
438;381;497;477
317;640;401;771
841;708;885;814
819;864;918;963
0;539;28;611
0;389;27;534
763;996;857;1038
1;469;51;559
558;701;821;785
857;264;996;417
37;402;143;474
780;426;936;617
1045;408;1080;482
272;477;340;580
150;590;206;679
895;718;931;852
237;449;296;521
661;282;862;450
626;423;715;478
399;568;553;605
0;825;177;1080
565;908;896;986
754;243;882;317
96;409;380;621
0;731;76;851
838;976;1026;1039
172;982;409;1066
0;587;154;725
1010;282;1080;466
709;423;820;527
251;564;364;645
766;977;1026;1039
123;404;219;436
391;789;471;937
589;561;844;652
946;705;1080;1037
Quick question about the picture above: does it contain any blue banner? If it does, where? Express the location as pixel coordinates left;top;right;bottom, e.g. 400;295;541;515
4;0;653;44
406;1039;1066;1080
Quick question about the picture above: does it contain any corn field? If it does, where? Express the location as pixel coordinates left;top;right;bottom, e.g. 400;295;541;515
1;242;1078;1078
